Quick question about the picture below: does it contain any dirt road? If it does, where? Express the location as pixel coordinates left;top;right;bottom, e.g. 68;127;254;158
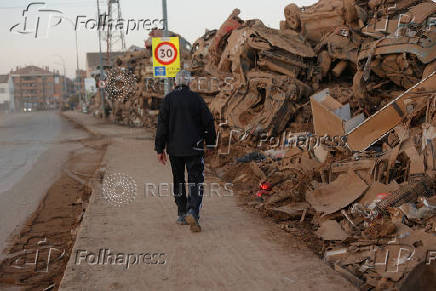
59;112;355;291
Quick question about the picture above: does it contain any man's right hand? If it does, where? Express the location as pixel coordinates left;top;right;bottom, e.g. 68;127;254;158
157;152;167;165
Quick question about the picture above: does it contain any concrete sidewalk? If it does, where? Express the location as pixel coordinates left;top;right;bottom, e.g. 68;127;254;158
59;111;354;291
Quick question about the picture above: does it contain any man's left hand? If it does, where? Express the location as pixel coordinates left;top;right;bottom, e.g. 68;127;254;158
157;152;167;165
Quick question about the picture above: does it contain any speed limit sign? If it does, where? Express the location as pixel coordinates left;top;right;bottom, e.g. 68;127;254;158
155;42;177;65
152;37;181;78
98;80;106;88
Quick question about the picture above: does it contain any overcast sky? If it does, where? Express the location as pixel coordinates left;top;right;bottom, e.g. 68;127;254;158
0;0;317;77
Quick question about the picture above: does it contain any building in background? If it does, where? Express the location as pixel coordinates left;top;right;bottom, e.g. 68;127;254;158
9;66;73;112
127;45;144;52
0;75;10;111
53;71;64;104
8;75;14;112
86;52;124;77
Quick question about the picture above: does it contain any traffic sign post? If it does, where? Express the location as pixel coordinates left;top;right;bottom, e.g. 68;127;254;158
98;80;106;89
152;37;181;78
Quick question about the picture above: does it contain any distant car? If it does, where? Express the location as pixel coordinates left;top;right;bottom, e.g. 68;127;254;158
23;102;33;112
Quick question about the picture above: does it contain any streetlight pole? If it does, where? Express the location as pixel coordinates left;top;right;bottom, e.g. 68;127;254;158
53;55;67;109
74;29;83;110
60;16;82;109
73;23;82;109
97;0;106;116
162;0;168;36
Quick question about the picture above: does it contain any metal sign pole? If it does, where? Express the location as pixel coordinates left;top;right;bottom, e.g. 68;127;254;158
162;0;171;95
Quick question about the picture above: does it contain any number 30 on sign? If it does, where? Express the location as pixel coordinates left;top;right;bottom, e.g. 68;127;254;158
152;37;181;78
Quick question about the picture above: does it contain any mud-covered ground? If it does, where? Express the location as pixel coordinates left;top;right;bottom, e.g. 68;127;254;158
0;119;108;291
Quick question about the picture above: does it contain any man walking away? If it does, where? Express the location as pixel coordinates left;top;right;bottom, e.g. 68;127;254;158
155;70;216;232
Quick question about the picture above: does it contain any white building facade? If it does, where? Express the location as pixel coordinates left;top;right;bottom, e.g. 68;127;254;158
0;75;10;111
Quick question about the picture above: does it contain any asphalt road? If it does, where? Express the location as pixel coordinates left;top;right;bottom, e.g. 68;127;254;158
0;112;87;254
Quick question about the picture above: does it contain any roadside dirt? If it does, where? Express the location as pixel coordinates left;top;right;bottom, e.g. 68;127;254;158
0;122;108;291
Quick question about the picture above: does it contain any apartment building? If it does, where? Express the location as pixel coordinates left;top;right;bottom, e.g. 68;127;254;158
9;66;72;111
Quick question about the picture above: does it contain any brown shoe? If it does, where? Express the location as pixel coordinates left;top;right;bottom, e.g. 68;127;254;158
185;212;201;232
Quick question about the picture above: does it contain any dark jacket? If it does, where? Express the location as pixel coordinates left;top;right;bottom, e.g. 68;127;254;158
155;85;216;156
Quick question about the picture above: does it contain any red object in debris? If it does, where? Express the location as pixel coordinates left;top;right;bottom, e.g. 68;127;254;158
256;182;273;198
255;182;273;198
256;190;270;198
260;182;272;191
376;193;391;200
212;9;242;50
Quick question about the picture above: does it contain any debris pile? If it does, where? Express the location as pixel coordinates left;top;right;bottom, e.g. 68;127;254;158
91;0;436;288
194;0;436;289
191;8;318;136
209;85;436;289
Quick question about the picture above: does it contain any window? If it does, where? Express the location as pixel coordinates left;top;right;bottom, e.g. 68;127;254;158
0;88;5;93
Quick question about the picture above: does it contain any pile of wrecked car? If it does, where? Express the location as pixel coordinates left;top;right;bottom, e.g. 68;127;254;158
192;0;436;289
